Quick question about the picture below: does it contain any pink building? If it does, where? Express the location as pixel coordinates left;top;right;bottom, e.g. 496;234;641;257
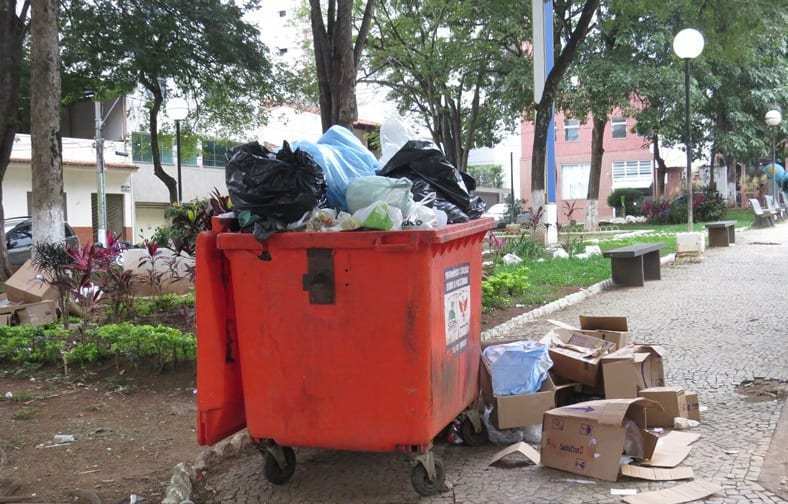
520;112;653;223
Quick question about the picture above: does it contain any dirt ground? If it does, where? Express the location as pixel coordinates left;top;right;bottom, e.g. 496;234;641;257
0;364;201;503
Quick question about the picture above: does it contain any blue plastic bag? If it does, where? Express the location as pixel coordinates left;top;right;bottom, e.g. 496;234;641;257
482;341;553;396
292;126;380;211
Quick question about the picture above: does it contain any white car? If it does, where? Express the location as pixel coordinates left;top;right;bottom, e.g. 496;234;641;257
483;203;510;227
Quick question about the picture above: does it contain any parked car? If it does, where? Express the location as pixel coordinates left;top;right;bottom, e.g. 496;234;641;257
483;203;511;228
5;218;80;268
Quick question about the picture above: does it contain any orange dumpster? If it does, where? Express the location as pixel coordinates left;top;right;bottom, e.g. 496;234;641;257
196;216;494;495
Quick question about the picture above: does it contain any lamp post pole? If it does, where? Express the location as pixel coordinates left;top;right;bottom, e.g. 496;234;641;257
683;58;693;231
176;119;183;203
765;109;782;202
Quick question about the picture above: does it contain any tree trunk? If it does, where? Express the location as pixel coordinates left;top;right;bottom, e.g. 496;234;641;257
708;139;716;191
309;0;375;132
529;0;599;211
30;0;65;247
585;114;606;230
653;134;667;198
146;80;178;203
0;1;27;278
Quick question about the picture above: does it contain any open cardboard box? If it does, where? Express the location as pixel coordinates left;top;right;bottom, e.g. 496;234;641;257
547;328;616;387
601;344;665;399
638;387;689;428
540;398;659;481
480;356;574;430
549;315;632;351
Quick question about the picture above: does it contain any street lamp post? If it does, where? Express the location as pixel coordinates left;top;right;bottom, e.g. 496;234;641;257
765;109;782;201
673;28;704;232
168;98;189;203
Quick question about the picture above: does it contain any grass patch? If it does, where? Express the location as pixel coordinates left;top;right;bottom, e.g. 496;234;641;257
3;391;34;402
614;207;754;234
13;408;37;421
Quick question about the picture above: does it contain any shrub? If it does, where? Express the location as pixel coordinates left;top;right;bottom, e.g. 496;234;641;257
643;198;672;224
482;267;529;309
134;292;194;317
0;325;69;363
666;187;726;224
607;188;646;216
94;323;195;366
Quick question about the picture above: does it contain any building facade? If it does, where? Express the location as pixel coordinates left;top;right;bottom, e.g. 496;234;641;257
520;112;653;223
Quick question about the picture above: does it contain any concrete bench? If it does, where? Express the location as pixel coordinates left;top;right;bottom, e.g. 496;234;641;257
749;198;775;228
705;221;736;247
603;243;665;287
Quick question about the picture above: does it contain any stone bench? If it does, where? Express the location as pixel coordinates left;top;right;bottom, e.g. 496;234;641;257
603;243;665;287
705;221;736;247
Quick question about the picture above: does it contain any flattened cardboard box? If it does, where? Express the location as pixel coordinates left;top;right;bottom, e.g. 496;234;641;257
548;328;615;387
540;398;658;482
685;391;701;421
601;345;665;399
638;387;688;428
480;357;562;429
549;316;631;351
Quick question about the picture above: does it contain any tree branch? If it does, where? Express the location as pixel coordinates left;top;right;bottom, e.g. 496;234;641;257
354;0;375;66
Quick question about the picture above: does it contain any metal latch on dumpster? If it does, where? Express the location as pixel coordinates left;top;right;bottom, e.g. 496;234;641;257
302;248;335;304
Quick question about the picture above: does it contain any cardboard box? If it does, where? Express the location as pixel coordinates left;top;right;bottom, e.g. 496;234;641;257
601;345;665;399
549;316;632;351
540;398;659;482
5;260;58;304
16;300;58;326
480;357;559;429
638;387;688;427
548;328;616;387
685;391;701;421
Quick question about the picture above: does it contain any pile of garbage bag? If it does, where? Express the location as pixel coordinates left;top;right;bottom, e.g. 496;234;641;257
225;120;485;240
225;141;326;241
379;140;485;223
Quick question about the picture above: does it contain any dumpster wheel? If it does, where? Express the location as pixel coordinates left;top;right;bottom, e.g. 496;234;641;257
262;445;296;485
411;454;446;497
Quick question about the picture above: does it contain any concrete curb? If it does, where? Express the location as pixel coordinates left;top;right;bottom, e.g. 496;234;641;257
482;253;676;341
161;430;252;504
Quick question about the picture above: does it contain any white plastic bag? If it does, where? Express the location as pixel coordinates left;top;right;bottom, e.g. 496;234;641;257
346;176;414;214
379;115;414;167
351;201;403;231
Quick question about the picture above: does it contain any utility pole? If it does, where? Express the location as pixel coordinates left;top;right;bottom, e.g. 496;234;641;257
95;99;107;246
510;152;516;224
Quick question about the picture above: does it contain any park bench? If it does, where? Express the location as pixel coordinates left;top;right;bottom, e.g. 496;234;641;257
749;198;776;227
765;195;785;221
705;220;736;247
603;242;664;287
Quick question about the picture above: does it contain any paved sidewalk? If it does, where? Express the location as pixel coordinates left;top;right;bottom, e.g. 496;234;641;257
197;224;788;504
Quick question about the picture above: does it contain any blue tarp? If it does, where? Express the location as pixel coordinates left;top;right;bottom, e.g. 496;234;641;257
292;126;380;211
482;341;553;396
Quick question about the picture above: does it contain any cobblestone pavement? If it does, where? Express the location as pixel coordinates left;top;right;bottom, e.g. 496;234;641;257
197;224;788;504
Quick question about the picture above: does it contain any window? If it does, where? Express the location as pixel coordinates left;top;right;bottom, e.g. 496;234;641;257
560;163;590;200
278;48;288;56
611;117;627;138
278;9;286;17
131;131;173;164
202;139;236;168
612;160;652;189
564;119;580;142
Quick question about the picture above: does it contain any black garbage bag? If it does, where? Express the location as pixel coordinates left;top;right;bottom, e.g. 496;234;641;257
379;140;485;223
226;141;326;241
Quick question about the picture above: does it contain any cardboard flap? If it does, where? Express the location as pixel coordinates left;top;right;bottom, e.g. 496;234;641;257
634;344;666;357
620;465;695;481
640;431;700;468
489;442;540;466
579;315;628;332
548;319;578;331
633;353;650;364
547;398;655;426
622;480;721;504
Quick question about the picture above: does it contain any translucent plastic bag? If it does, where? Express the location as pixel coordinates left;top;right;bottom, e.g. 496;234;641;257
345;176;414;214
379;115;414;167
351;201;403;231
292;126;379;211
482;341;553;396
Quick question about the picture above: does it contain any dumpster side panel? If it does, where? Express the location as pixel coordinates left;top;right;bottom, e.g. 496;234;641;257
225;245;433;452
196;231;246;445
428;234;485;435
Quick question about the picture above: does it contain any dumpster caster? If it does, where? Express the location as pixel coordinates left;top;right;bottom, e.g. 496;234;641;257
411;452;447;497
460;410;487;447
261;444;296;485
